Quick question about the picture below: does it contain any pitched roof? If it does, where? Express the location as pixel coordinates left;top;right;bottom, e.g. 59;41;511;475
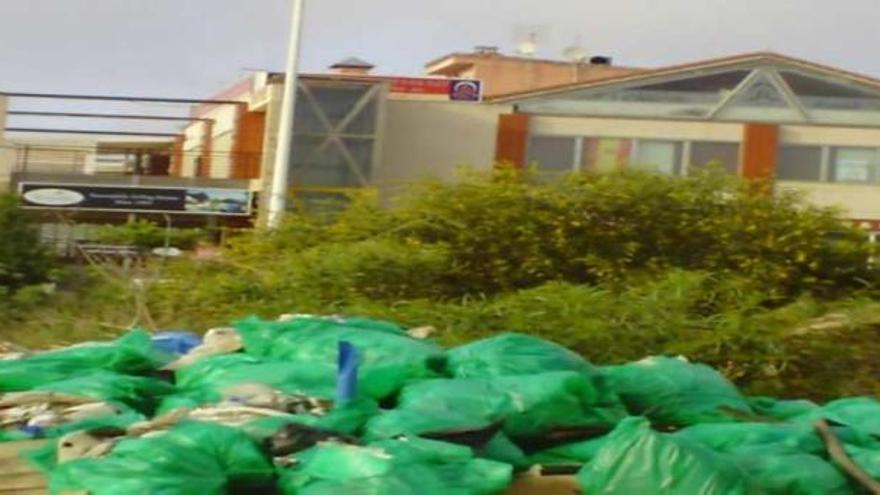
488;52;880;102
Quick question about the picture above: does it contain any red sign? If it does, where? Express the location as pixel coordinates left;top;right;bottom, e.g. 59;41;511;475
389;77;452;95
387;77;482;101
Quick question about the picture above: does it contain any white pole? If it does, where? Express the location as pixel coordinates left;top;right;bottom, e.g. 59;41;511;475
267;0;306;229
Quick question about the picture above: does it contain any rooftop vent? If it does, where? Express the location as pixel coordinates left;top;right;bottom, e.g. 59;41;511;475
329;57;375;75
474;46;500;56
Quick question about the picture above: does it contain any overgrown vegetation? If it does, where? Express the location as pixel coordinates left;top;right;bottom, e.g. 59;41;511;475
2;170;880;400
94;219;205;250
0;194;54;291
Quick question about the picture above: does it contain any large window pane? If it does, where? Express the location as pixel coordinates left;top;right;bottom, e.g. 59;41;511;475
831;147;878;183
690;142;740;175
631;140;682;175
777;146;822;181
582;138;632;172
527;136;575;173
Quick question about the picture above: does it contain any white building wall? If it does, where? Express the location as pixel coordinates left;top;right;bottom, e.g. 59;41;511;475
529;115;743;142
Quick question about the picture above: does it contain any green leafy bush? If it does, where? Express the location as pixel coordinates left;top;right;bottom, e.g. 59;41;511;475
390;169;876;298
94;219;205;250
6;170;880;400
0;194;54;290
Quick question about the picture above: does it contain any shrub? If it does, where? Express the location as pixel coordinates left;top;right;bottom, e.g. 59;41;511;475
7;169;880;400
0;194;54;290
94;219;205;250
392;169;876;298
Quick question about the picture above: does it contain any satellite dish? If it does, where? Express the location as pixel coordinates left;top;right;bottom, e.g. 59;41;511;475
562;45;587;63
512;24;548;57
517;33;538;57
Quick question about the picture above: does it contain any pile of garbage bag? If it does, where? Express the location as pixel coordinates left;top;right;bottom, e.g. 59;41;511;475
6;315;880;494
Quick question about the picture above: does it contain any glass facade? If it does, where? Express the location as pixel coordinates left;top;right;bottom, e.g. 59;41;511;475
289;80;383;188
690;142;741;175
777;146;823;181
526;136;576;173
631;140;682;175
831;147;879;183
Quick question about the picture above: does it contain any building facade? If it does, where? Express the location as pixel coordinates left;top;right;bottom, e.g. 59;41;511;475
13;48;880;235
489;52;880;229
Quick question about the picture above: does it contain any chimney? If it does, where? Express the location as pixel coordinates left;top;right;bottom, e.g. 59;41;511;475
474;46;500;56
590;55;613;66
329;57;375;75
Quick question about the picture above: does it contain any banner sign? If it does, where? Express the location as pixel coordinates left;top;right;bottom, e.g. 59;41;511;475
388;77;483;102
18;182;252;216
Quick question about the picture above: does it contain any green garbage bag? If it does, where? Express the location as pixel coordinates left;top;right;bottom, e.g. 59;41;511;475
732;448;853;495
234;316;445;399
34;372;174;415
844;445;880;481
747;396;819;420
0;330;171;392
23;410;147;472
794;397;880;436
278;437;513;495
673;423;824;456
578;417;760;494
529;436;608;466
241;398;379;440
171;353;337;405
49;421;274;495
603;356;752;426
365;372;625;440
446;332;601;378
477;432;530;468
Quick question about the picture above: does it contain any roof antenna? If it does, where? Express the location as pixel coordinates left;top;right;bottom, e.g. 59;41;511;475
512;24;549;58
562;36;588;82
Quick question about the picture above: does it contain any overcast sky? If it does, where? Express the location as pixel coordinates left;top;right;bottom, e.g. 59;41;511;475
1;0;879;131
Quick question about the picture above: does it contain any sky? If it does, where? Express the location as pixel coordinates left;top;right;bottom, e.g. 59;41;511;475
1;0;879;133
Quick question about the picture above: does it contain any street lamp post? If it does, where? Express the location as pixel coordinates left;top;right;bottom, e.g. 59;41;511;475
267;0;306;229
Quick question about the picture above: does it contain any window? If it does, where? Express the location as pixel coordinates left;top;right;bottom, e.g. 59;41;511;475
526;137;576;173
690;142;740;175
582;138;632;172
831;147;878;183
631;140;682;175
780;71;880;111
777;146;823;181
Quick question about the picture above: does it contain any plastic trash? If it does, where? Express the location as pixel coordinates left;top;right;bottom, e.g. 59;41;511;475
0;330;171;392
49;421;274;495
747;396;819;420
365;371;626;440
240;398;379;440
446;332;602;378
792;397;880;436
277;437;513;495
673;422;825;456
602;356;753;426
529;436;609;466
33;372;175;415
733;450;852;495
336;341;359;404
235;316;446;399
578;417;759;494
164;353;338;412
152;331;202;356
